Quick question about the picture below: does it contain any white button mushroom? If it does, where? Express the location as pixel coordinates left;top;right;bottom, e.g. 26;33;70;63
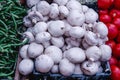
36;1;50;16
23;31;34;43
19;59;34;75
65;47;86;63
19;45;29;59
51;37;64;48
44;46;62;64
100;45;112;61
28;11;44;24
28;42;44;58
51;65;59;73
26;0;40;8
54;0;68;6
69;26;85;38
67;10;85;26
84;31;98;46
59;58;75;76
85;9;98;23
81;60;99;75
66;0;82;12
35;32;51;44
23;16;33;27
74;64;83;74
85;46;102;61
59;6;69;18
35;55;54;73
49;3;59;19
48;20;65;37
94;22;108;38
82;39;91;50
33;22;48;35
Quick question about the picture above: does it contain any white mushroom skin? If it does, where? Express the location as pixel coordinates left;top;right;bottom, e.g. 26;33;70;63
65;47;86;63
36;1;50;16
33;22;48;35
51;65;59;73
63;20;72;37
42;41;51;48
70;38;80;47
23;31;34;43
35;55;54;73
100;45;112;61
54;0;68;6
35;32;51;44
69;26;85;38
84;31;98;46
74;64;83;74
94;22;108;38
19;45;29;59
59;6;69;18
23;16;33;27
85;9;98;23
48;20;65;37
81;61;99;75
82;39;91;49
85;46;102;61
59;59;75;76
51;37;64;48
67;10;85;26
26;0;40;8
66;0;82;11
44;46;62;64
28;11;44;24
19;59;34;75
49;3;59;19
28;43;44;58
82;5;89;13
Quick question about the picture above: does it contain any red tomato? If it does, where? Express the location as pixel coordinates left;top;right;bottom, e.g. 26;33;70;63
100;14;112;23
98;0;113;9
109;57;118;65
113;44;120;58
113;18;120;30
99;10;108;15
110;9;120;18
106;40;116;50
117;32;120;43
106;23;118;39
114;0;120;9
111;65;120;80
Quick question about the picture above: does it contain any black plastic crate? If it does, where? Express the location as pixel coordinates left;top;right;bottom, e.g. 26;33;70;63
32;62;111;80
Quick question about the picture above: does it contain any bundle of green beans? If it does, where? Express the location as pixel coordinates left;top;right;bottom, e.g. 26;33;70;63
0;0;27;79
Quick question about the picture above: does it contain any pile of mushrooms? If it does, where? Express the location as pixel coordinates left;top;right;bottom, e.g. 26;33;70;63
18;0;112;76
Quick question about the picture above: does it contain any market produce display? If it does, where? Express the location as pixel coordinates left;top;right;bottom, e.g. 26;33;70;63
98;0;120;80
18;0;112;77
0;0;27;79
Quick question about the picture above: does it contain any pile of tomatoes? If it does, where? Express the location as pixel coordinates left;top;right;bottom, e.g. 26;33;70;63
98;0;120;80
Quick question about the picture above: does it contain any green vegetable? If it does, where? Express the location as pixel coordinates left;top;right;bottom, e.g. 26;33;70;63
0;0;27;79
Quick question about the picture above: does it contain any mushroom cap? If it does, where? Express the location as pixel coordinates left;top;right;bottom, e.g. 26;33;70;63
48;20;65;37
67;10;85;26
65;47;86;63
37;1;50;16
19;45;29;59
35;55;54;73
19;59;34;75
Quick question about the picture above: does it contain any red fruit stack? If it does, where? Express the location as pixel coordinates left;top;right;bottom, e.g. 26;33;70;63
98;0;120;80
